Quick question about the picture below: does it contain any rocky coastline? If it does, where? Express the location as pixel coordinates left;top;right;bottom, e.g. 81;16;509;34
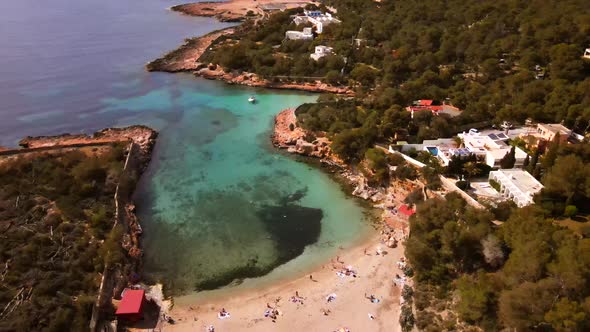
195;68;354;94
272;109;410;248
148;43;353;94
149;1;354;95
146;28;236;73
17;125;157;171
171;2;249;22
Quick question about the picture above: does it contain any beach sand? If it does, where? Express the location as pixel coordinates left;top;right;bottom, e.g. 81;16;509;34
163;232;405;332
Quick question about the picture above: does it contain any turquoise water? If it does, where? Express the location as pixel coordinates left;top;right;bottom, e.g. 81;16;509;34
131;78;372;294
0;0;372;295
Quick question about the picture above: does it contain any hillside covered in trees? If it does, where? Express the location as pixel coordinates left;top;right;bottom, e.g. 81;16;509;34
406;191;590;331
209;0;590;162
395;116;590;331
0;146;128;331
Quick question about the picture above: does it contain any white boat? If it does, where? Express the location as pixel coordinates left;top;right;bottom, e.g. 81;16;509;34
248;96;256;103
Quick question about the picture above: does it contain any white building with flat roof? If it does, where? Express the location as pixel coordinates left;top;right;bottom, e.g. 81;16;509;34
459;131;527;168
285;27;314;40
310;45;333;61
293;10;341;33
489;169;543;207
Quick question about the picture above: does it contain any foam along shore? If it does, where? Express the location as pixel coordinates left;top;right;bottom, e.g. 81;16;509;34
164;232;406;332
171;0;315;22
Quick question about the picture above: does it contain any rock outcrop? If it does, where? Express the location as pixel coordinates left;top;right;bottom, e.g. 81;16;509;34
272;109;334;159
195;68;354;95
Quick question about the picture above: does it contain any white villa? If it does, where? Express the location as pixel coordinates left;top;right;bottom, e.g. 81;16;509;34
458;130;528;168
310;45;333;61
285;27;314;40
293;10;341;34
489;169;543;207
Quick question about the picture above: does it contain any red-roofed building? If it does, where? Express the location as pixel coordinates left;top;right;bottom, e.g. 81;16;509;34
406;100;444;117
116;289;145;322
399;204;416;217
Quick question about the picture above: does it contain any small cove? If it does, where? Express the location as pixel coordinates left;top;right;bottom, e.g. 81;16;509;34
0;0;374;296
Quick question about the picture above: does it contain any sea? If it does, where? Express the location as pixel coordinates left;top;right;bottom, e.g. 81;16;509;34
0;0;372;296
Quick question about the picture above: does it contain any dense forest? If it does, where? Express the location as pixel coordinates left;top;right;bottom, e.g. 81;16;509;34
406;191;590;331
0;146;128;331
207;0;590;163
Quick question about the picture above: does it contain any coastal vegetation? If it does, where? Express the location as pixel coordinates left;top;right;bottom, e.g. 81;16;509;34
199;0;590;164
0;145;128;331
406;193;590;331
395;131;590;329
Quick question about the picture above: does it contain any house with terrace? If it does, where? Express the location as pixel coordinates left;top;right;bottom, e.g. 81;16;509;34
310;45;334;61
293;10;341;34
518;123;572;151
489;169;543;207
285;27;314;40
406;100;461;118
458;130;528;168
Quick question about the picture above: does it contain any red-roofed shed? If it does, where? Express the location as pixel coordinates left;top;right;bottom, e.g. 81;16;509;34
399;204;416;217
417;100;433;106
116;289;145;322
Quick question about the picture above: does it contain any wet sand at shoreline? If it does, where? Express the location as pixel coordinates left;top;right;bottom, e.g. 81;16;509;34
163;232;405;332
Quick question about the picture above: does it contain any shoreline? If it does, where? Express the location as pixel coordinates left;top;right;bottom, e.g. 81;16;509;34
146;28;236;73
194;69;354;95
166;230;404;332
162;109;411;331
149;0;354;95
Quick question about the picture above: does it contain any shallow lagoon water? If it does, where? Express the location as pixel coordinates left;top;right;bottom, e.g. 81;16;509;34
0;0;373;295
131;81;373;294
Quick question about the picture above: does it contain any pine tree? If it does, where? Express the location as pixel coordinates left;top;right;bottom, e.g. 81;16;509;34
533;164;542;179
523;154;530;169
500;146;516;169
528;149;539;173
542;133;561;169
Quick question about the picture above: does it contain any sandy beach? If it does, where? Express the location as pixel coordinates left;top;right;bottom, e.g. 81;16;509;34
152;110;417;332
163;231;406;332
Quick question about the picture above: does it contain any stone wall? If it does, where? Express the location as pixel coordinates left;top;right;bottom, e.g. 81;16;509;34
89;142;149;331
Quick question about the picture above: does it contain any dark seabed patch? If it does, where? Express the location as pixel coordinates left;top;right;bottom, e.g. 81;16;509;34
139;177;322;295
257;204;322;261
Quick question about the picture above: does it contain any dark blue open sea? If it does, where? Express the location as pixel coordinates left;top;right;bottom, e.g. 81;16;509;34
0;0;371;295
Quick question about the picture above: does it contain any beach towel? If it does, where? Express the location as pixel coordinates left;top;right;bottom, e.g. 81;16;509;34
217;313;230;320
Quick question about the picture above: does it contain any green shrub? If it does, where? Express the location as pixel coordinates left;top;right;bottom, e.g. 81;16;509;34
400;304;415;332
564;205;578;217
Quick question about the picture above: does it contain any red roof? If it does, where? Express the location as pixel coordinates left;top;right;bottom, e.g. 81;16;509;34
418;100;433;106
407;105;443;113
116;289;145;315
399;204;416;217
